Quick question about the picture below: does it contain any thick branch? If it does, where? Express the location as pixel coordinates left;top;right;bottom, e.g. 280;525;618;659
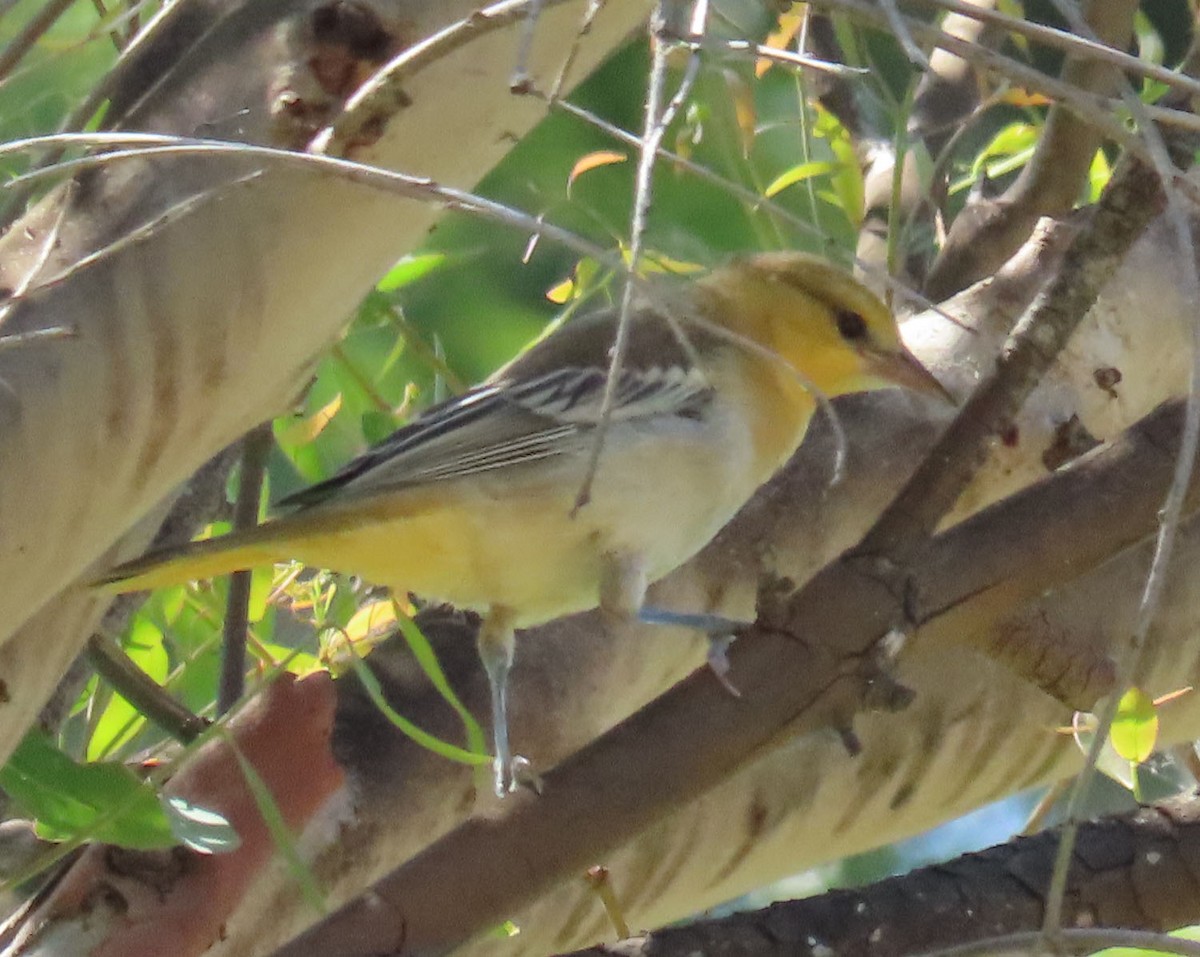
924;0;1139;300
271;382;1200;957
860;148;1171;562
564;794;1200;957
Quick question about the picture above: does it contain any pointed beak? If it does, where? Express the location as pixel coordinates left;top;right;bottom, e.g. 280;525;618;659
866;347;955;404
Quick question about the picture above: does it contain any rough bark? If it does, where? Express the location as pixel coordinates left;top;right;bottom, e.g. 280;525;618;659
563;795;1200;957
4;4;1200;957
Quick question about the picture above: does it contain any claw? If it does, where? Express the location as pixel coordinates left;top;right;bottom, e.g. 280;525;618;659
511;755;544;795
637;605;746;697
706;632;741;697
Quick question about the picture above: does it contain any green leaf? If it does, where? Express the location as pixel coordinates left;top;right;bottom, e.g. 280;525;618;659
970;123;1038;178
395;612;488;759
348;650;489;767
763;160;839;198
1111;686;1158;764
248;566;273;625
1133;10;1164;67
226;735;326;913
252;639;321;676
812;108;863;225
0;731;214;851
376;253;447;293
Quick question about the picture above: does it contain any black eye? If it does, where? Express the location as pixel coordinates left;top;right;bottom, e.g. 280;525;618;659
835;308;869;342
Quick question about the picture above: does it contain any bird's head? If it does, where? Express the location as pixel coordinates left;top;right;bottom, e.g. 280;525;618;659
698;251;951;403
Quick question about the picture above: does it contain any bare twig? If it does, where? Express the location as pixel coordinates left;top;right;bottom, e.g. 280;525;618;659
879;0;931;70
922;0;1139;300
0;0;73;83
217;424;274;715
912;0;1200;106
0;132;623;285
920;930;1200;957
573;0;696;511
548;0;608;102
86;635;207;743
311;0;580;157
1039;18;1200;945
509;0;545;91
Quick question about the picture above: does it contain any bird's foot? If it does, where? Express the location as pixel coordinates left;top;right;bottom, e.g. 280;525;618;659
491;754;542;797
706;632;741;698
637;606;749;697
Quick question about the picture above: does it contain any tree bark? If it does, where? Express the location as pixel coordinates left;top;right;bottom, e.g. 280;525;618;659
0;0;653;766
5;4;1200;957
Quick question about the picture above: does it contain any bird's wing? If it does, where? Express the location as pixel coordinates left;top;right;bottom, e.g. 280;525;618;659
280;361;713;508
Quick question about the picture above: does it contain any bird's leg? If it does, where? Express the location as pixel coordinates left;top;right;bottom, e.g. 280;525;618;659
600;553;747;695
635;606;747;696
478;605;519;796
599;551;647;626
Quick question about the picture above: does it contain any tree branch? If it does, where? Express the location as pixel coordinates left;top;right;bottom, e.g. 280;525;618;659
923;0;1139;301
270;385;1200;957
562;794;1200;957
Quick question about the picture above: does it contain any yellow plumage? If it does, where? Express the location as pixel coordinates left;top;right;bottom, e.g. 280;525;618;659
93;251;948;794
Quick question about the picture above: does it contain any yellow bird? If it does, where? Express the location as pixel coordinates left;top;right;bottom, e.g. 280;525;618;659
94;252;948;795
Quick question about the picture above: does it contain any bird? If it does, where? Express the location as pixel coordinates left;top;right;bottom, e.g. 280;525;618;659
93;251;950;796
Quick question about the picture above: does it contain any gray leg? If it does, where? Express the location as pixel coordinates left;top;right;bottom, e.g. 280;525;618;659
601;551;747;694
636;606;748;633
637;605;749;697
478;606;518;796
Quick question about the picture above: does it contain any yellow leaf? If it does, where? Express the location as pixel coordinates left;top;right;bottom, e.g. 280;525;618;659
546;276;575;304
344;599;399;646
275;393;342;447
567;151;628;197
1000;88;1051;108
757;3;807;77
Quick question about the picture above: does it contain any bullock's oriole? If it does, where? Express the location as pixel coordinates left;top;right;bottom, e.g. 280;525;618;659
94;252;948;795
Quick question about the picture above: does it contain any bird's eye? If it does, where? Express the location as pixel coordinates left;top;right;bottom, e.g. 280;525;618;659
835;308;869;342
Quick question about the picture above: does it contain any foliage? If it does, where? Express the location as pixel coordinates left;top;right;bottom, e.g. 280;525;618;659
0;0;1197;945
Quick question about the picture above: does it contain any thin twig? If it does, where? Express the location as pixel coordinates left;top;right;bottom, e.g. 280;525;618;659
548;0;607;102
0;180;74;327
86;635;207;743
2;173;262;311
0;325;75;350
809;0;1144;157
911;0;1200;106
1039;15;1200;943
879;0;931;69
0;0;73;83
572;1;694;511
0;132;623;281
918;929;1200;957
217;425;273;715
509;0;544;92
672;34;868;76
311;0;579;157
